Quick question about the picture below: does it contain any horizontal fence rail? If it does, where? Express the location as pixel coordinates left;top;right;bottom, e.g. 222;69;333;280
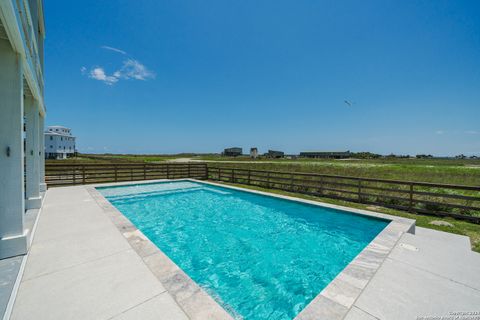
207;167;480;224
45;163;480;223
45;163;208;186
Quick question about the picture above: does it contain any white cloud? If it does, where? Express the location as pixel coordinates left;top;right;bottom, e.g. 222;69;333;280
465;130;479;135
116;59;155;81
435;130;444;135
82;59;155;85
101;45;127;55
89;67;119;85
82;46;154;85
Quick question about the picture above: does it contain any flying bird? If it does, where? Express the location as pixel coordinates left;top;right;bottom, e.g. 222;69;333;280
344;100;354;107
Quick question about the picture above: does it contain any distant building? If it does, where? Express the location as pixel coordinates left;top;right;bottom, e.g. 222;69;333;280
250;147;258;159
45;126;76;159
266;150;284;158
299;151;351;159
223;147;242;157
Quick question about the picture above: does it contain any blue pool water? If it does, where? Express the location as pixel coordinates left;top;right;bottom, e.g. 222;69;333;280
98;181;388;320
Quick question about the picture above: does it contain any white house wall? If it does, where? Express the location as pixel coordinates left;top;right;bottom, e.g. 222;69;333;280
0;0;45;259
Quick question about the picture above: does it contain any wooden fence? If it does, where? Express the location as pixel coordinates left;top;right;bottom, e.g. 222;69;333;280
45;163;208;186
45;163;480;223
207;167;480;223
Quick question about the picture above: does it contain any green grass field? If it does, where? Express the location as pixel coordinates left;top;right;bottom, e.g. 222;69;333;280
203;159;480;186
60;154;480;186
57;154;190;163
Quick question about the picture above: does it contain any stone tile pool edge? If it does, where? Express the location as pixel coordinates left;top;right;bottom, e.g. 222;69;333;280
87;179;416;320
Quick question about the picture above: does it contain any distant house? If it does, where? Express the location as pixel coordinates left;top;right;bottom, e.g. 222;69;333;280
45;126;76;159
266;150;284;158
299;151;351;159
223;147;242;157
250;147;258;159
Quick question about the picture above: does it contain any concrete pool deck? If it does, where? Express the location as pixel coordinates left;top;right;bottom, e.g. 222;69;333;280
6;181;480;319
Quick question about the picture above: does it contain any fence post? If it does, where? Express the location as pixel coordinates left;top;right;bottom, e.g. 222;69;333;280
358;179;362;201
267;172;271;188
72;166;76;185
409;183;414;212
130;167;133;181
231;169;235;183
290;173;294;191
82;165;86;184
187;164;191;178
248;170;251;185
205;164;209;180
114;165;118;182
144;164;147;180
167;164;170;179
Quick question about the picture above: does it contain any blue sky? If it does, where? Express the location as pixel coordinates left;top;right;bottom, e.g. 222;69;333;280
44;0;480;156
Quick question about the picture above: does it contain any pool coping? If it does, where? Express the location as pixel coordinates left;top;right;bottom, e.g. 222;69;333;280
86;178;416;320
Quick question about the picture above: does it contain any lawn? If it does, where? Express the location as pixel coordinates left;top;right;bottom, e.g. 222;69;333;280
47;154;184;163
51;154;480;185
201;158;480;186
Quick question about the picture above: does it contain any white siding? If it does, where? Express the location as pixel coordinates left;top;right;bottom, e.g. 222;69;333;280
45;126;76;159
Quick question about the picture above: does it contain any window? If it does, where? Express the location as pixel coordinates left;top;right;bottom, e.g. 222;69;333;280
50;136;53;140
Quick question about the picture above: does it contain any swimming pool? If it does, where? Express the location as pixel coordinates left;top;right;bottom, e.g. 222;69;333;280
98;180;389;320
